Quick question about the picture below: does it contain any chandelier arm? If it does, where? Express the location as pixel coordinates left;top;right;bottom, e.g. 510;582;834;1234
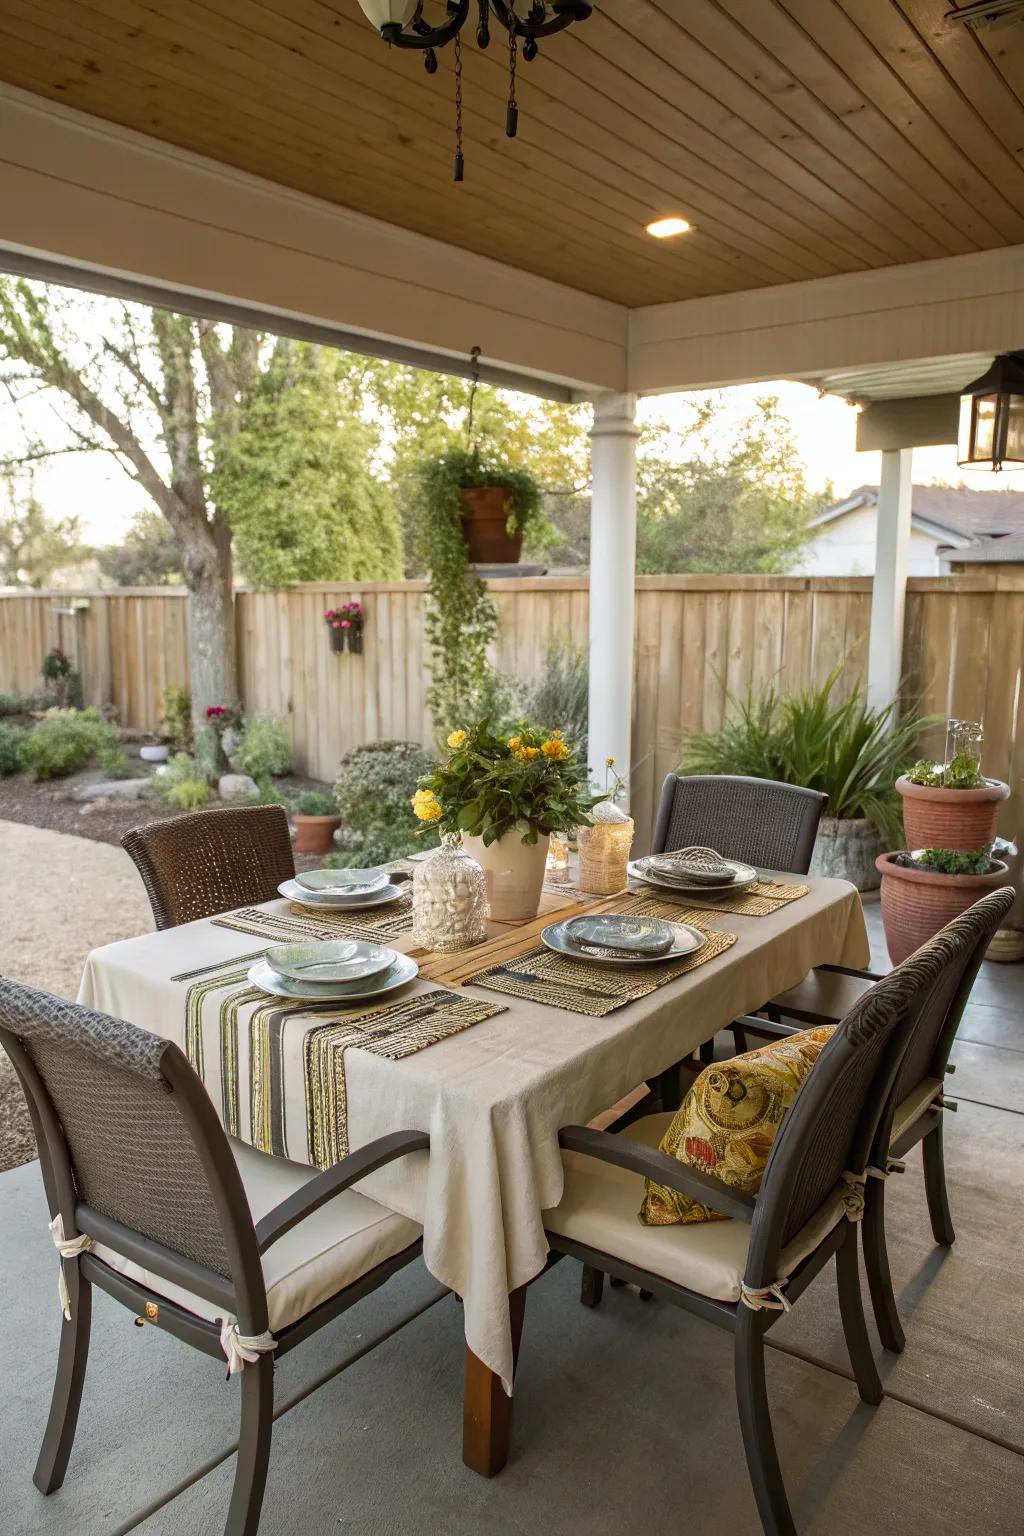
490;0;592;37
382;0;471;50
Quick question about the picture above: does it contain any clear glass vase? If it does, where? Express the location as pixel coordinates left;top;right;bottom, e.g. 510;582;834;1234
411;833;488;952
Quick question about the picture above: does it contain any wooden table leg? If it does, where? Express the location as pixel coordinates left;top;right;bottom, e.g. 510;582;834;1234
462;1284;527;1477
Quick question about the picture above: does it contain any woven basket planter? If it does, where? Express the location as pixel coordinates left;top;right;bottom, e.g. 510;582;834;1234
896;775;1009;853
876;851;1010;965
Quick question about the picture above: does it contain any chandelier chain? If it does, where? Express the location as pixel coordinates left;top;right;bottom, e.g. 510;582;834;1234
507;7;519;137
454;29;465;182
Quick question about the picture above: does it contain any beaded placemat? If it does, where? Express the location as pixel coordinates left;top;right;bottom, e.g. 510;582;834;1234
213;897;414;945
626;880;809;918
464;928;736;1017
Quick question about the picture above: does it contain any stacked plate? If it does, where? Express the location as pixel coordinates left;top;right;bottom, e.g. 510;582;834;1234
628;850;757;898
540;912;704;967
278;867;407;912
249;938;418;1001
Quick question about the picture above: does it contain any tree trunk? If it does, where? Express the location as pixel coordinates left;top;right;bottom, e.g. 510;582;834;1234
183;527;236;730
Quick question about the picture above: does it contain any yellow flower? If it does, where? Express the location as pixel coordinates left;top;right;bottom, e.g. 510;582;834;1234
447;729;468;749
412;788;436;804
507;735;522;750
542;738;569;760
605;756;616;768
522;745;540;761
551;729;564;739
413;797;442;822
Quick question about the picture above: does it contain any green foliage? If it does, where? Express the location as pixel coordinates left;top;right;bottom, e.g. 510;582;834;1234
527;638;589;754
680;668;938;842
912;846;994;876
0;723;27;775
906;752;985;789
334;739;437;865
97;509;183;586
0;692;34;717
97;740;132;780
294;790;336;817
159;684;193;750
415;720;601;846
154;753;214;811
237;712;292;780
22;708;117;781
212;340;403;587
0;472;84;588
41;647;72;684
634;397;819;575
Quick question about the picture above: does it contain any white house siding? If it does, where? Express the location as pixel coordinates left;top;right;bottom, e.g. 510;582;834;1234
795;505;942;577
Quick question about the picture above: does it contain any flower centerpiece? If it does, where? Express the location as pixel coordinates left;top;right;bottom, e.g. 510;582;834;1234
412;720;602;921
324;602;365;655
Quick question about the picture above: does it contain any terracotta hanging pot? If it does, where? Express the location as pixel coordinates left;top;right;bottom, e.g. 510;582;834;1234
896;775;1009;852
876;851;1010;965
460;485;522;564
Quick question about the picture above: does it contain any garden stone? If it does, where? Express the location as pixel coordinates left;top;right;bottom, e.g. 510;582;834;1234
72;777;152;801
218;772;259;802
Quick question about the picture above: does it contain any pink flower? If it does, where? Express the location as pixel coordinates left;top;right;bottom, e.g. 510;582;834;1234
332;621;341;629
205;705;226;720
341;620;351;629
323;610;333;621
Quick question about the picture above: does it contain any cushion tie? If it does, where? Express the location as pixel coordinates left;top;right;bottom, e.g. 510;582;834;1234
219;1321;278;1378
839;1171;868;1222
740;1280;791;1313
49;1213;94;1322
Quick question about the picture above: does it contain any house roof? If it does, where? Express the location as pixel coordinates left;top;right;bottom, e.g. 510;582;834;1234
947;531;1024;565
814;485;1024;543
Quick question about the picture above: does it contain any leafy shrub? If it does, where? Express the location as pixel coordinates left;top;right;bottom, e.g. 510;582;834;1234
159;684;192;751
154;753;214;811
294;790;336;817
903;846;994;876
679;667;938;844
527;637;589;752
22;708;118;781
906;752;985;790
98;741;132;780
0;723;27;776
0;692;33;718
334;739;437;865
237;712;292;779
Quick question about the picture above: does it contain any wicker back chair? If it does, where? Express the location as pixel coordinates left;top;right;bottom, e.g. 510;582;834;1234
650;773;827;874
0;978;426;1536
545;912;988;1536
122;805;296;929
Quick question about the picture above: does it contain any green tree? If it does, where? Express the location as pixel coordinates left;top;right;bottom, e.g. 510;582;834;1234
96;508;183;586
212;341;402;586
634;396;819;575
0;473;84;587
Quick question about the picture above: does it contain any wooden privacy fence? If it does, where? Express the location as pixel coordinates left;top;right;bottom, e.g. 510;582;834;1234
2;574;1023;843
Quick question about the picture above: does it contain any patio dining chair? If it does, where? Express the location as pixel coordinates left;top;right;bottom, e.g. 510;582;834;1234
0;978;428;1536
750;886;1013;1353
543;910;990;1536
122;804;296;929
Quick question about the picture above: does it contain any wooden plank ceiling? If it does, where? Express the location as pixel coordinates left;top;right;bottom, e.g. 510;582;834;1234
2;0;1024;306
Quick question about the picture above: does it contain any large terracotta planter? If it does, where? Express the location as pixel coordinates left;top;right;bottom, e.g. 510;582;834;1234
462;831;548;921
293;814;342;855
876;851;1010;965
896;774;1009;852
460;485;522;564
808;816;885;892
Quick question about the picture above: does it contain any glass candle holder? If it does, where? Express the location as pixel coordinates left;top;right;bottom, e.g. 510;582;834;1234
546;833;570;883
411;833;488;952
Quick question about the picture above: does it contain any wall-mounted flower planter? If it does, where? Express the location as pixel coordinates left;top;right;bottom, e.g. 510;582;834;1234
896;774;1009;852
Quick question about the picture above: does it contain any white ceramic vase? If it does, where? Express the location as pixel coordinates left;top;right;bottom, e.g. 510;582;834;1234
462;831;549;922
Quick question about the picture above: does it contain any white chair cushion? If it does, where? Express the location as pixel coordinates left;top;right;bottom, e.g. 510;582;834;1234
94;1138;422;1332
892;1077;942;1143
544;1114;846;1304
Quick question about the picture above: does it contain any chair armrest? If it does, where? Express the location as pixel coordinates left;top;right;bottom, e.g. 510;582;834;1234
557;1125;755;1223
255;1130;429;1253
816;964;883;980
733;1014;801;1041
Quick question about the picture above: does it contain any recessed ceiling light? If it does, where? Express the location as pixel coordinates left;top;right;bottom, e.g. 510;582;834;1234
645;216;691;238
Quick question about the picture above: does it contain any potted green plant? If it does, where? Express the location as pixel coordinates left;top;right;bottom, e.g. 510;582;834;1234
876;846;1010;964
417;446;546;567
897;750;1009;852
412;719;601;920
292;790;342;855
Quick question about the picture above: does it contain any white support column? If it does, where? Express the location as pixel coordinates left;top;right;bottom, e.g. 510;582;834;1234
588;392;640;802
867;447;914;713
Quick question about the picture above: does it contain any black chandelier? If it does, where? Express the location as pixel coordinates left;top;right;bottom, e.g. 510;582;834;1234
356;2;593;180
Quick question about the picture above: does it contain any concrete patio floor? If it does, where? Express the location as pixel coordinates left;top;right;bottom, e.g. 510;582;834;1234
2;903;1022;1535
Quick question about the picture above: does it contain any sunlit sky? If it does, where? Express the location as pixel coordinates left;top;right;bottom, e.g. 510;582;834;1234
6;373;1024;545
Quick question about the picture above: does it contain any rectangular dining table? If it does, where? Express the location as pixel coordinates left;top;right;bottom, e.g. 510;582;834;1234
77;872;869;1476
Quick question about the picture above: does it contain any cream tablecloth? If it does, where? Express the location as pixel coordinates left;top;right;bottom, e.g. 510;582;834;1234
78;876;868;1390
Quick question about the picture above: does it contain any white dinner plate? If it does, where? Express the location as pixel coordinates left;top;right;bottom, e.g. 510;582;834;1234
541;917;705;967
277;878;407;911
294;868;389;896
248;952;418;1002
264;939;394;985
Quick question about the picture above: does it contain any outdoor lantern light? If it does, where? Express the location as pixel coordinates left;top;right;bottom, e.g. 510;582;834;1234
957;352;1024;472
356;1;593;181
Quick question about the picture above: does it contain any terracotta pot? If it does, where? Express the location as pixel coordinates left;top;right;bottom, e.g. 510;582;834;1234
462;831;548;921
876;851;1010;965
896;774;1009;852
460;485;522;564
293;814;342;855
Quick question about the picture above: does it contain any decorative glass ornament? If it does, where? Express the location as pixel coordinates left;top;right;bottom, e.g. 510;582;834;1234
546;833;570;883
577;801;635;895
411;832;488;952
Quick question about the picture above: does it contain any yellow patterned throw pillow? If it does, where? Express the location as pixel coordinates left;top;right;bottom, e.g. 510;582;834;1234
639;1026;836;1226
